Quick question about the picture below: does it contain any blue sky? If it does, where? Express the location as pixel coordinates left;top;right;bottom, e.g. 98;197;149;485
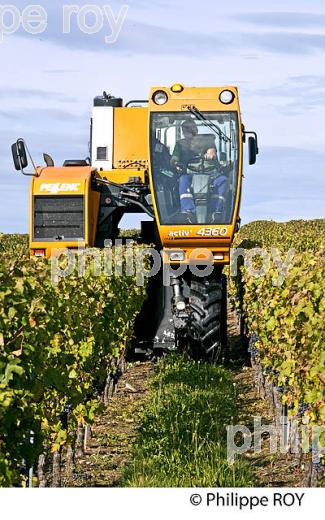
0;0;324;231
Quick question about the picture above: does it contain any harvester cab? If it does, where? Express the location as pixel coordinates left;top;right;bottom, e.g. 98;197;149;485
11;84;258;359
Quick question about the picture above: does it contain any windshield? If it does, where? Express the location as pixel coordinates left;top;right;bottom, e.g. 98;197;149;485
150;111;239;225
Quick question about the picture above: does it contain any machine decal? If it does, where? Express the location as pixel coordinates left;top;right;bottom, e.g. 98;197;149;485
39;183;81;194
168;230;192;238
196;227;228;237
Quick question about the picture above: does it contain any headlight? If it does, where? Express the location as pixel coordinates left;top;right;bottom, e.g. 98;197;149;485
153;90;168;105
219;90;235;104
169;251;185;261
176;301;186;311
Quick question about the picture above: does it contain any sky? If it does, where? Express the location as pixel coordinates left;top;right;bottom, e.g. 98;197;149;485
0;0;324;231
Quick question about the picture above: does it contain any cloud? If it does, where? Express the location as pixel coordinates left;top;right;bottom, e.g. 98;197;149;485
0;110;19;120
251;75;325;114
0;108;89;174
256;74;325;94
0;107;89;167
0;184;29;233
8;2;325;57
13;21;325;56
42;69;80;74
14;18;227;55
0;107;88;125
234;12;325;29
0;88;77;103
242;146;325;221
249;32;325;55
243;198;325;223
6;1;325;57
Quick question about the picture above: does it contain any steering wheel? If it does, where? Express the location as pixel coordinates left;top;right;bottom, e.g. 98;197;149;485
186;153;217;174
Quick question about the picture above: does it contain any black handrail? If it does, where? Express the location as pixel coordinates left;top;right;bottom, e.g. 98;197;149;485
125;99;148;107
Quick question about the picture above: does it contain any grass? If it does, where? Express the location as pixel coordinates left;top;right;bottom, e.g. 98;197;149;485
121;354;255;487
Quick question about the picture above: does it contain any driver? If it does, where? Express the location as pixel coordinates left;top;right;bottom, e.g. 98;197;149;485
171;119;218;216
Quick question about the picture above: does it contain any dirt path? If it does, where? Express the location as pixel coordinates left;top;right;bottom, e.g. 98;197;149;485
69;362;154;487
227;309;303;487
69;307;303;487
235;368;303;487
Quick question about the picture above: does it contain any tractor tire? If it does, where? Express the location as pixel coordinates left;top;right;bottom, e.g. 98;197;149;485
188;271;227;360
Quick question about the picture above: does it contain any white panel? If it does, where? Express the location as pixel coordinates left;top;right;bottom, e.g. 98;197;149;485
91;106;114;170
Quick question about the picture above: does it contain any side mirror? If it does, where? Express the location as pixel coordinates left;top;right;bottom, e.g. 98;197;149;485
12;139;28;171
243;130;259;166
248;136;257;165
11;139;38;176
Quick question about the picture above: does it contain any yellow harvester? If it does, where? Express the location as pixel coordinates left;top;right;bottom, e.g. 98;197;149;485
12;84;258;358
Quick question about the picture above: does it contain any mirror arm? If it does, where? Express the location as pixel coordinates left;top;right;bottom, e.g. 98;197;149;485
17;138;39;176
243;131;259;154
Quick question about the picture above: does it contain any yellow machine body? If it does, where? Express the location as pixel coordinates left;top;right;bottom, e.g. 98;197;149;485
28;85;244;263
147;85;242;265
30;166;99;257
15;84;257;356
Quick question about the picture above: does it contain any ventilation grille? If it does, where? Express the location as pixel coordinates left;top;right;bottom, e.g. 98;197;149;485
34;196;84;240
97;147;108;160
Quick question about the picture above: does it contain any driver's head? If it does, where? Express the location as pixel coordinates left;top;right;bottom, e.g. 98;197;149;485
153;115;170;130
182;119;198;139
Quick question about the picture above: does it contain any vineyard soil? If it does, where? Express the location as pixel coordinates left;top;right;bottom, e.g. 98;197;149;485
68;307;303;487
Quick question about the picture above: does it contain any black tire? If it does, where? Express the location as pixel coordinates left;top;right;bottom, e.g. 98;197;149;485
189;270;226;360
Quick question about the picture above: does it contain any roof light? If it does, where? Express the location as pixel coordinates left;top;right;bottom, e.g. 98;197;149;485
171;83;184;93
152;90;168;105
219;90;235;104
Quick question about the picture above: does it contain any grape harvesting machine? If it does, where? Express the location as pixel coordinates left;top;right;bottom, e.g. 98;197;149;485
11;84;258;359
